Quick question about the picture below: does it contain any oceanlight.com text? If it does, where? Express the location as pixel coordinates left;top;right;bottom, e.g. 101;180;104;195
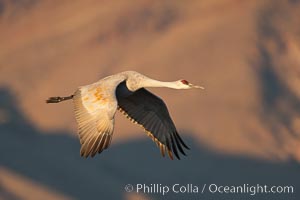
124;183;294;196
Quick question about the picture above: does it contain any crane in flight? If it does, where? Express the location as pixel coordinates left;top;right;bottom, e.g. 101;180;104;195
46;71;204;160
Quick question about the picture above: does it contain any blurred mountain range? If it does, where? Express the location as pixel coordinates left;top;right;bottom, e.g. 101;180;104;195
0;0;300;199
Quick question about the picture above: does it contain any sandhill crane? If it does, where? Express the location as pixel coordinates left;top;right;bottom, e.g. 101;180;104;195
46;71;204;160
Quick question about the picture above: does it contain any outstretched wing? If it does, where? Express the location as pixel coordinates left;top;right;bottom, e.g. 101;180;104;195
116;84;189;160
73;86;117;158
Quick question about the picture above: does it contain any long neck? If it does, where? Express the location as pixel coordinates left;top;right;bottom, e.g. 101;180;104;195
121;71;181;91
140;78;179;89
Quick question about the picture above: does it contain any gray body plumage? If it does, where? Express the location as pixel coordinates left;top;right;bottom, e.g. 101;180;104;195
46;71;203;159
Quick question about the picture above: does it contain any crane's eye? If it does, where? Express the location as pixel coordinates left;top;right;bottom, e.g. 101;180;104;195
181;79;189;85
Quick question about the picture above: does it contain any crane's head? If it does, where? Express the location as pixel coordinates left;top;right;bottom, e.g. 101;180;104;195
177;79;205;89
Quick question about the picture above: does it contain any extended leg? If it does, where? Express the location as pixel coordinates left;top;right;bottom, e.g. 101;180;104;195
46;95;74;103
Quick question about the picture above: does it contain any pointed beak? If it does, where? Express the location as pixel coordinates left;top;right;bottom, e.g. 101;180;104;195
189;83;205;89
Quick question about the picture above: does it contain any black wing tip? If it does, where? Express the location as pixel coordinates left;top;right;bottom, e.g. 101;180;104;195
185;146;190;150
173;148;189;160
163;141;190;160
171;149;189;160
168;131;190;160
175;131;190;150
182;139;190;149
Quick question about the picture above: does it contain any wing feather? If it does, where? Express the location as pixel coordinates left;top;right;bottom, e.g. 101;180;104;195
73;88;115;158
116;83;189;160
